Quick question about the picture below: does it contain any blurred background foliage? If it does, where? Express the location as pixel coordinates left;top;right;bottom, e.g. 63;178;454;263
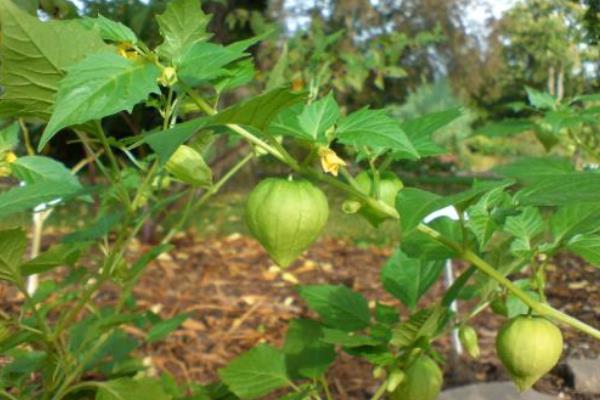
3;0;599;174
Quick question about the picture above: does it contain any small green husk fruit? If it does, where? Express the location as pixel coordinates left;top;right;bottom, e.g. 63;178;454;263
496;315;563;391
389;355;443;400
246;178;329;268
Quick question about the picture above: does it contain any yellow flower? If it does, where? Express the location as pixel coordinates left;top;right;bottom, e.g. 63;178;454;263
4;152;17;163
318;147;346;176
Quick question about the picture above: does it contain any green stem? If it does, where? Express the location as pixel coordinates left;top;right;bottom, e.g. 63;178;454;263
370;380;389;400
417;223;600;340
0;390;18;400
319;375;333;400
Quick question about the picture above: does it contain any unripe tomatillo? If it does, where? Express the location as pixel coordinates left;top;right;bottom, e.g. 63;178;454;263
389;355;443;400
246;178;329;267
496;315;563;391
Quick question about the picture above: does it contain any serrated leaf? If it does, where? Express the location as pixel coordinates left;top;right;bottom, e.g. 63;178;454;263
297;285;370;331
96;377;170;400
567;234;600;267
466;186;506;250
320;328;381;348
214;58;256;93
156;0;211;60
551;205;600;244
0;228;26;282
381;249;444;310
398;108;461;157
494;157;574;185
143;117;210;164
219;344;290;399
266;42;288;90
11;156;81;188
269;92;339;143
526;86;556;109
0;0;109;119
336;108;418;158
476;119;536;138
283;319;335;378
516;173;600;206
40;53;160;149
80;14;138;43
212;88;305;131
147;313;189;343
0;180;81;219
20;244;82;276
391;307;449;347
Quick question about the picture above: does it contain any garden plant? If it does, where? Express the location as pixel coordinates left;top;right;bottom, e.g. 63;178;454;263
0;0;599;399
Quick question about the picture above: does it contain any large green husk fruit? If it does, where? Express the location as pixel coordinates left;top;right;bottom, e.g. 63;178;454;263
165;145;212;187
246;178;329;268
342;171;403;227
390;355;443;400
496;315;563;391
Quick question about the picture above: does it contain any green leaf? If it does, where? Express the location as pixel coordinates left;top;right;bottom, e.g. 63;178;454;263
391;307;449;347
212;88;305;131
0;180;81;219
10;156;81;188
550;205;600;244
156;0;211;61
516;173;600;206
0;0;109;119
297;285;370;331
283;319;335;378
476;119;536;138
399;108;461;157
336;108;418;158
0;122;19;153
266;42;288;90
219;344;290;399
396;180;513;233
96;377;170;400
526;86;556;109
40;53;160;150
177;38;260;86
21;243;82;276
401;217;462;260
80;15;138;43
466;186;507;250
320;328;381;348
504;207;544;241
143;117;210;164
214;58;256;93
63;211;123;243
494;157;574;185
567;234;600;266
381;249;444;310
0;228;26;282
147;313;189;343
269;92;340;143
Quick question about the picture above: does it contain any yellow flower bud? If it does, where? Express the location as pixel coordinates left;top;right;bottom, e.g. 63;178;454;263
318;147;346;176
4;152;17;163
158;67;178;87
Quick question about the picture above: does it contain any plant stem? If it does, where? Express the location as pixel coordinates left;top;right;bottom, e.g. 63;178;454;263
0;390;18;400
370;380;388;400
417;223;600;340
319;375;333;400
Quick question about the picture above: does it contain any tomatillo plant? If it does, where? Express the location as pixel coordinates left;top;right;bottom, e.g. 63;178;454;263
0;0;599;399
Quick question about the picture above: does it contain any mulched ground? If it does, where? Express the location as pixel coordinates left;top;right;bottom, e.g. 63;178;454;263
1;232;599;399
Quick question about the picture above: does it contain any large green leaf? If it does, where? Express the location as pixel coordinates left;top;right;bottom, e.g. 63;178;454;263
0;123;19;153
177;39;259;86
567;234;600;267
143;118;210;164
156;0;211;61
212;88;305;131
475;119;536;138
269;92;340;143
96;377;170;400
0;180;81;219
20;244;82;276
494;157;574;185
283;319;335;379
381;249;444;310
0;0;109;119
297;285;370;331
80;15;138;43
336;108;418;158
147;313;189;343
398;108;461;157
516;173;600;206
526;86;556;109
10;156;81;188
40;53;160;149
551;204;600;244
0;228;26;282
219;344;290;399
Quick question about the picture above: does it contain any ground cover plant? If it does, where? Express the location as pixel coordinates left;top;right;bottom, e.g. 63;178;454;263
0;0;599;399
